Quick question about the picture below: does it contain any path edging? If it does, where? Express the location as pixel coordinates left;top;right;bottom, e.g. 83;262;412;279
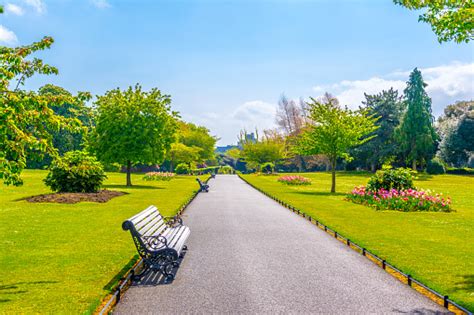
94;176;212;315
238;174;472;315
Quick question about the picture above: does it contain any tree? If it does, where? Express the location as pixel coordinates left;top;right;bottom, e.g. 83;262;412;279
396;68;437;170
0;36;86;186
276;95;306;136
90;84;178;186
439;110;474;167
27;84;93;168
394;0;473;43
297;96;378;193
239;130;286;172
178;121;217;162
354;88;404;171
167;142;200;170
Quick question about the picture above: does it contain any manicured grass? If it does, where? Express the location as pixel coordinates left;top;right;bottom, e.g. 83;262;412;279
242;172;474;311
0;170;204;313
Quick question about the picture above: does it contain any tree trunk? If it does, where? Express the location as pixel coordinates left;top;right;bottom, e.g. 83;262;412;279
331;157;336;193
299;155;306;172
126;160;132;187
370;163;375;173
412;159;417;171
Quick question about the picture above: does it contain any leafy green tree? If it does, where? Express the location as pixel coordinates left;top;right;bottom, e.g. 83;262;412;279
168;142;200;170
354;88;404;171
439;111;474;167
297;97;378;193
394;0;473;43
90;84;178;186
178;121;217;162
239;130;285;172
396;68;437;170
27;84;93;168
0;36;87;186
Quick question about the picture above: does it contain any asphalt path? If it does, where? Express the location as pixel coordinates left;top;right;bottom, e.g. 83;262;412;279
115;175;447;314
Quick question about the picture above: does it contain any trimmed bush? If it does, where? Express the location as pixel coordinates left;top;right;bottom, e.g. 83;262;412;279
446;167;474;175
175;163;190;175
367;167;415;192
427;158;446;174
44;151;106;193
218;165;234;174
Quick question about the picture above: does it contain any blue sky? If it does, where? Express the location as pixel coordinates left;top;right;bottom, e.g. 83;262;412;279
1;0;473;144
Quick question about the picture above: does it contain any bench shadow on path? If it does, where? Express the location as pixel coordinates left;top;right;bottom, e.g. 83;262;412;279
131;252;187;287
391;308;450;315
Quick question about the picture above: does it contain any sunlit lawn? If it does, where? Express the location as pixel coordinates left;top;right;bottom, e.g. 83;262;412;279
242;172;474;311
0;170;204;313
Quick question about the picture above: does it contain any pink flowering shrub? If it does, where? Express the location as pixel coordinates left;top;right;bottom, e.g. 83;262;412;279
347;186;452;212
143;172;175;181
277;175;311;186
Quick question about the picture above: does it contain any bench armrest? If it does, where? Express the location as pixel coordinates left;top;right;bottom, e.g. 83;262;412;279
164;215;183;227
143;235;168;250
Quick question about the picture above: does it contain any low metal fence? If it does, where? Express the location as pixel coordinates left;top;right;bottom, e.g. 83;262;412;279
238;174;472;315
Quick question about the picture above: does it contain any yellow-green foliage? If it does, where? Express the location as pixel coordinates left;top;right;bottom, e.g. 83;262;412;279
0;170;205;313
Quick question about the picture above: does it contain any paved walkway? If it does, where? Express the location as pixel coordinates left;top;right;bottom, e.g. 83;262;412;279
115;175;446;314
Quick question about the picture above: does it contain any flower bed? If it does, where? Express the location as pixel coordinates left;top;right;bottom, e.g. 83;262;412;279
347;186;451;212
143;172;175;181
277;175;311;186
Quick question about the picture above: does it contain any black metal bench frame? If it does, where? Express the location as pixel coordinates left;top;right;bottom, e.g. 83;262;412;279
122;206;190;282
196;178;209;192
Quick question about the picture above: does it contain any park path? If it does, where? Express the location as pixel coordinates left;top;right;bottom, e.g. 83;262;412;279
115;175;446;314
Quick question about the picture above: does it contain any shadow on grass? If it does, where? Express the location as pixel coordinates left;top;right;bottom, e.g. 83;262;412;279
0;281;58;303
452;274;474;293
292;191;346;197
415;174;434;181
103;185;164;190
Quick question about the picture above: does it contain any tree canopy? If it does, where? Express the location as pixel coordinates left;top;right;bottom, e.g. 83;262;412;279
396;68;437;170
0;37;88;186
90;84;178;186
353;88;404;170
394;0;473;43
297;96;378;192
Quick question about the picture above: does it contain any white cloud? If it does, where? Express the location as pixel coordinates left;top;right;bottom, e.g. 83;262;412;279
312;62;474;116
91;0;111;9
182;100;278;145
0;25;18;45
24;0;45;14
5;3;24;16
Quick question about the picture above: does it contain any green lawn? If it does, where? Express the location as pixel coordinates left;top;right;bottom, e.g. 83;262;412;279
242;172;474;311
0;170;204;314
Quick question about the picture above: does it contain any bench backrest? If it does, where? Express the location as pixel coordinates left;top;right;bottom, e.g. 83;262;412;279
122;206;169;251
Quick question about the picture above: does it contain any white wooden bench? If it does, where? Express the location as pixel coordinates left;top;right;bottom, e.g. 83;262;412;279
122;206;190;282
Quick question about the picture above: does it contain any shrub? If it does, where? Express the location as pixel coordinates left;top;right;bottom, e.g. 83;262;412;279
277;175;311;185
44;151;106;193
218;165;234;174
367;167;415;192
446;167;474;175
426;158;445;174
143;172;175;181
175;163;190;175
347;186;451;212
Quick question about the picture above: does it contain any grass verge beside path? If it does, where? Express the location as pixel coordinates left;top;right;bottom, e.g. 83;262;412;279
0;170;205;314
241;172;474;311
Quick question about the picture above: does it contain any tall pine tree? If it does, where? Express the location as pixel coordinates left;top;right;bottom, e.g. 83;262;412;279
396;68;437;170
